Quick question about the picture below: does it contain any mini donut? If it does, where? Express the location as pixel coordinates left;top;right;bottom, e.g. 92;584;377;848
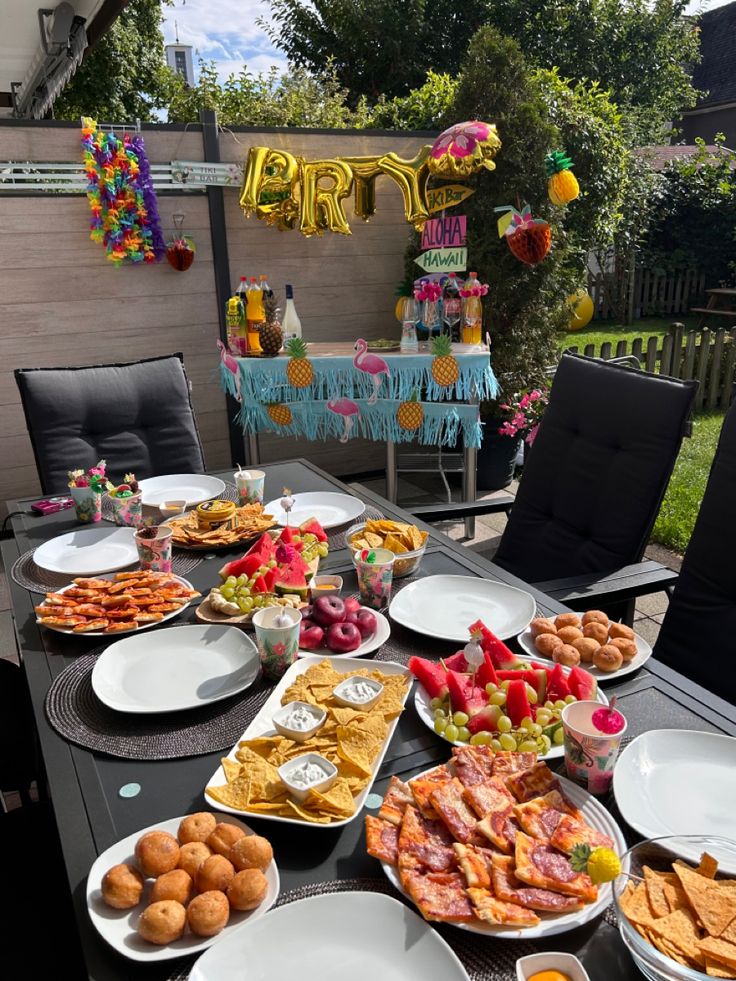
135;831;180;878
610;637;637;662
197;854;235;893
557;626;584;645
572;637;600;664
178;812;217;845
583;622;609;644
229;835;273;873
534;633;564;658
581;610;609;627
178;841;213;881
609;622;635;641
593;644;624;673
207;822;246;857
553;644;581;667
227;868;268;911
187;890;230;937
554;613;581;630
529;617;557;638
138;900;186;945
101;863;145;909
150;869;193;906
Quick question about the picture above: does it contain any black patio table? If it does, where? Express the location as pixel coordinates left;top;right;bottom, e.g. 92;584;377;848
3;458;735;981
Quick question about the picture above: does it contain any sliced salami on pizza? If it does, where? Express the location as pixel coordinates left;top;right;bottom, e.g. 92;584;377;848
476;803;519;854
492;751;537;776
429;777;484;845
463;775;516;819
466;887;540;927
513;790;583;840
402;870;477;923
550;813;615;855
397;805;455;873
378;775;414;826
365;815;400;865
514;831;597;902
491;854;585;913
453;842;492;889
452;744;496;787
506;761;560;802
409;765;452;819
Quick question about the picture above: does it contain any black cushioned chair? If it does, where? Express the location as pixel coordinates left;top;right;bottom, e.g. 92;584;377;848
654;399;736;703
16;353;206;494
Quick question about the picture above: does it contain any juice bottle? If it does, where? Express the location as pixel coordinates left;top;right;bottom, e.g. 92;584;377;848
462;272;483;345
246;277;264;354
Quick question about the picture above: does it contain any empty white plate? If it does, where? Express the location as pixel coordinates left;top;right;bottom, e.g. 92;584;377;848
189;892;469;981
138;474;226;507
34;526;138;575
263;491;365;529
389;575;536;641
91;624;260;713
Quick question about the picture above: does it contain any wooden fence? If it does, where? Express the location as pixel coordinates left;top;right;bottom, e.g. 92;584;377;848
588;266;705;321
565;325;736;412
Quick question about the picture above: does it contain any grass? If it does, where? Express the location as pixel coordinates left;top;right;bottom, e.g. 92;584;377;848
556;314;701;356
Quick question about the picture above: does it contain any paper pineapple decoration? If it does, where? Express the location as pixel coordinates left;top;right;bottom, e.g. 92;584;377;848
496;205;552;266
430;334;459;387
397;392;424;431
267;402;293;426
545;151;580;206
285;337;314;388
260;292;283;358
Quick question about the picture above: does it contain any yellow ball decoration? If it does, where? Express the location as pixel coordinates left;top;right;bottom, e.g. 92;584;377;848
567;290;594;331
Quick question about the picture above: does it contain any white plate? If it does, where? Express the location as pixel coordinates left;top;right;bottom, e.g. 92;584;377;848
297;608;390;659
34;526;138;575
613;730;736;863
86;813;280;963
413;663;608;759
263;491;365;529
382;766;626;939
190;892;469;981
138;474;226;507
204;655;411;827
91;624;260;713
516;627;652;681
389;575;536;642
37;574;196;638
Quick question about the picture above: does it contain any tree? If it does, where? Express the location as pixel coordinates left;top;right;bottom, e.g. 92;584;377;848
369;71;459;131
54;0;171;122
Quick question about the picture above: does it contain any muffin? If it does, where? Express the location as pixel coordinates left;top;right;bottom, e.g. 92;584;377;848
610;637;637;662
553;644;581;667
554;613;581;629
572;637;600;664
187;890;230;937
529;618;557;638
583;622;609;644
557;626;584;645
227;869;268;911
581;610;609;627
101;863;144;909
178;841;213;881
609;622;635;641
197;854;235;893
178;812;217;845
138;900;186;944
229;835;273;873
135;831;180;878
534;633;564;658
150;869;193;906
207;822;245;857
593;644;624;673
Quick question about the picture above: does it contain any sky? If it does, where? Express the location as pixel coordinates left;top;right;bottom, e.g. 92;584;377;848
161;0;734;84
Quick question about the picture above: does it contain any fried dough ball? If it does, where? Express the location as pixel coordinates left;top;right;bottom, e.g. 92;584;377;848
229;835;273;873
583;622;609;644
610;637;637;662
187;890;230;937
554;613;581;629
207;822;245;857
609;622;635;641
582;610;609;627
593;644;624;673
197;854;235;893
553;644;581;667
150;869;193;906
135;831;180;878
530;618;557;638
178;812;217;845
178;841;213;881
101;863;145;909
572;637;601;664
557;626;584;645
227;869;268;911
534;633;564;658
138;900;186;945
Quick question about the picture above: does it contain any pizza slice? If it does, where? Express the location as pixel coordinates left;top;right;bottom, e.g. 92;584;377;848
466;887;540;927
463;775;516;819
513;790;583;840
378;775;414;827
505;761;560;802
409;765;452;819
402;869;477;923
453;842;493;889
549;813;614;855
365;815;400;865
397;805;456;873
492;751;538;776
491;854;585;913
476;802;520;855
514;831;597;902
429;777;483;845
452;744;496;787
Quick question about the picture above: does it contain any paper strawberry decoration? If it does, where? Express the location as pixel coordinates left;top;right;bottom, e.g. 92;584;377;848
495;205;551;266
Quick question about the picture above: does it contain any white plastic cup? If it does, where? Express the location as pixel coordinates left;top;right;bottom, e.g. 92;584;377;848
235;469;265;505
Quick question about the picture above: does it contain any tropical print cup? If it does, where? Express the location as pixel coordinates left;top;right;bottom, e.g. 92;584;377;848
234;469;265;505
108;491;143;527
134;526;173;573
561;700;627;796
352;547;395;610
70;486;102;523
252;606;302;681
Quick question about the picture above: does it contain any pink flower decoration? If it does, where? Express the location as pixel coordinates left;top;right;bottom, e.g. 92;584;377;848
429;121;491;161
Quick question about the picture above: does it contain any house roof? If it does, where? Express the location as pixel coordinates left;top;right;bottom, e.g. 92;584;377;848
636;144;734;170
692;0;736;108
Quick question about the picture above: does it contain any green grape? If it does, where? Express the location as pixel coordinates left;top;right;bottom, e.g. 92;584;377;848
456;726;471;742
554;699;567;710
226;576;237;587
433;708;446;720
237;574;248;586
518;739;539;753
434;718;448;734
544;700;554;710
268;559;277;568
484;682;497;695
453;711;469;727
253;595;263;607
242;596;254;611
525;685;538;704
430;696;442;709
236;597;249;612
520;716;534;730
221;587;235;600
317;543;329;557
530;723;543;737
536;709;552;726
470;733;487;746
517;662;531;670
499;733;517;751
491;738;502;751
500;680;511;691
489;691;506;706
538;735;552;754
497;715;512;733
553;727;565;745
565;694;576;703
444;723;459;742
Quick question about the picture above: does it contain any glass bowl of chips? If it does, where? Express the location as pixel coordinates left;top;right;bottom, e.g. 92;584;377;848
614;835;736;981
346;519;428;578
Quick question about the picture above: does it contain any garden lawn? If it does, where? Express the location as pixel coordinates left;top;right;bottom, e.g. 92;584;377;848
556;314;700;356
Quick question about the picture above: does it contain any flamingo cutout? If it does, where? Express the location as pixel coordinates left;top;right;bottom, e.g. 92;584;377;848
327;397;360;443
217;340;241;402
353;338;390;405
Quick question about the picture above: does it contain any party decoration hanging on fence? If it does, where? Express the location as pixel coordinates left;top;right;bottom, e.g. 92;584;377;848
496;204;552;265
545;150;580;206
353;339;390;405
81;118;165;265
165;213;196;271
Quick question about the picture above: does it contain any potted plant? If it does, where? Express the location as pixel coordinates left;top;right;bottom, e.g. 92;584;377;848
476;387;548;489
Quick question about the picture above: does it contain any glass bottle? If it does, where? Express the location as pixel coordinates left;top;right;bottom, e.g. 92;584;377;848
398;296;419;353
246;277;264;354
462;271;483;346
282;284;302;340
443;272;462;342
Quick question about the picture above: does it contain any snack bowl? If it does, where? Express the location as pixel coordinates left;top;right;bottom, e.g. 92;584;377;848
277;753;338;802
309;575;343;598
516;952;590;981
159;500;187;518
332;675;383;710
272;701;327;743
345;521;426;578
613;835;736;981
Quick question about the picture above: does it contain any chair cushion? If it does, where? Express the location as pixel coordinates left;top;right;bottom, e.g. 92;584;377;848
16;354;205;493
494;353;696;583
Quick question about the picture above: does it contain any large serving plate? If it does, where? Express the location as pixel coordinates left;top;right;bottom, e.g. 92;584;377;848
517;627;652;682
203;655;412;827
389;575;536;642
189;892;470;981
91;624;260;713
138;474;226;508
263;491;365;529
297;608;390;659
86;813;280;963
34;526;138;575
382;766;626;939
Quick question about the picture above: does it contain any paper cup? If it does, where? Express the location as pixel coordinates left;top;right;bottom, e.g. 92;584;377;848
352;547;395;610
70;486;101;523
561;700;627;796
252;606;302;681
135;525;173;573
107;491;142;527
235;469;265;505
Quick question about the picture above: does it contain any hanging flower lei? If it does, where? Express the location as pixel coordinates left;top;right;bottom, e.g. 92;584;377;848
81;117;165;265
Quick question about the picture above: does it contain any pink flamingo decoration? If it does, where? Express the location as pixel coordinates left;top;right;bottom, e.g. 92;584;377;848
327;397;360;443
353;338;390;405
217;340;241;403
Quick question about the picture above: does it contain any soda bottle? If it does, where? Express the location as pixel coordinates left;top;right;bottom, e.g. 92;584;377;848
281;284;302;341
443;273;462;342
462;271;483;345
246;277;264;354
259;274;272;297
236;276;248;305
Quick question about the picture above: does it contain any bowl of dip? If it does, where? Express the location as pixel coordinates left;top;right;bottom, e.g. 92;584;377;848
278;753;338;802
273;701;327;743
309;575;343;598
332;676;384;710
515;953;590;981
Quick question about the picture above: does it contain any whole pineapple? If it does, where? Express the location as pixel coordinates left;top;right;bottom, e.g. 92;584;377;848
260;291;283;358
285;337;314;388
545;150;579;206
430;333;459;387
397;392;423;432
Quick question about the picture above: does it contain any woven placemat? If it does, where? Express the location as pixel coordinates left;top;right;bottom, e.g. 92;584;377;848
45;642;273;760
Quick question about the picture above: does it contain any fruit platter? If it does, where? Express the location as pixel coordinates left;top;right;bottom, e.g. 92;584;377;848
297;594;390;658
409;620;605;760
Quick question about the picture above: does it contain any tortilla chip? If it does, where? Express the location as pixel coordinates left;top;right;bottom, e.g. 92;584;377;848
648;907;705;966
698;854;720;879
620;880;657;926
307;779;356;817
699;938;736;972
383;534;408;554
706;958;736;978
675;863;736;937
644;867;676;918
720;918;736;945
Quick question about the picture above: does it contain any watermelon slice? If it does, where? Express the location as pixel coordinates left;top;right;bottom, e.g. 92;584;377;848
442;650;468;672
299;518;328;543
219;551;267;581
273;556;310;599
546;663;571;701
263;568;279;592
476;650;499;689
446;671;487;716
252;575;269;594
506;679;532;727
567;666;597;701
278;526;297;546
408;657;448;700
467;705;503;734
468;619;518;670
